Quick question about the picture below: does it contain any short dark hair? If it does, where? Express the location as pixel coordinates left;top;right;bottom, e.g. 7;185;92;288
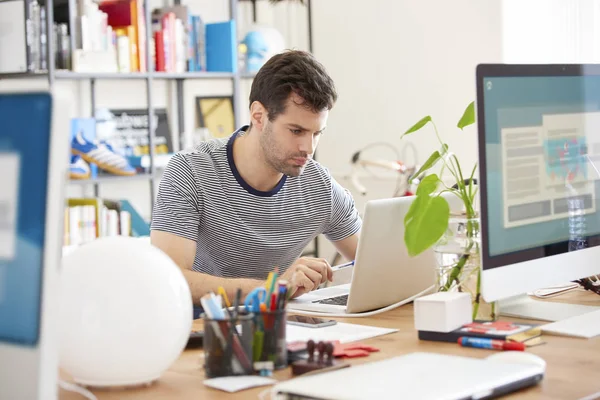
249;50;338;121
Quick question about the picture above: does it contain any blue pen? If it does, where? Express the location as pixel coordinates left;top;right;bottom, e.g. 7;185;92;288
458;337;525;351
332;260;355;271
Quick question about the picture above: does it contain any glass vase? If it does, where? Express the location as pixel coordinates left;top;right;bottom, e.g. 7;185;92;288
433;213;498;321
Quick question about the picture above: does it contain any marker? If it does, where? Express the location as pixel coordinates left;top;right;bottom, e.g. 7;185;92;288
458;337;526;351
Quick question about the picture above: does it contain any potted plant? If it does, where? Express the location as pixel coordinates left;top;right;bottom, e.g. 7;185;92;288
401;101;497;321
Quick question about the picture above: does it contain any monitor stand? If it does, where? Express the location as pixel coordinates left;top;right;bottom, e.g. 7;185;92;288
498;294;600;322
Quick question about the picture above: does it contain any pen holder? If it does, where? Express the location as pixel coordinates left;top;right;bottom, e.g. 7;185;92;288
252;309;288;371
202;308;255;378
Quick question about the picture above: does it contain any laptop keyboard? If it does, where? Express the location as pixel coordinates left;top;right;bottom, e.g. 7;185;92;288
313;294;349;306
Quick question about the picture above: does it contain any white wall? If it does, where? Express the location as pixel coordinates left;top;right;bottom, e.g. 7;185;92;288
311;0;504;261
502;0;600;63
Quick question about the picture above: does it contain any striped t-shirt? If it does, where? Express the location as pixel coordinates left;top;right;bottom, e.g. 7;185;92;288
151;126;362;280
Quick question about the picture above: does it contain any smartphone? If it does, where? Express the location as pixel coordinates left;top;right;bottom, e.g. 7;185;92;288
287;315;337;328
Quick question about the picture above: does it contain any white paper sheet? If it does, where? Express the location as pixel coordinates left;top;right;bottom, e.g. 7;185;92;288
541;309;600;338
0;153;19;261
203;376;276;393
286;321;398;344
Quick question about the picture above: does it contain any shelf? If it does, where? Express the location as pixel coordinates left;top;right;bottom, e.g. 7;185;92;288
152;71;235;79
1;70;252;80
69;173;158;185
55;71;150;79
0;71;50;79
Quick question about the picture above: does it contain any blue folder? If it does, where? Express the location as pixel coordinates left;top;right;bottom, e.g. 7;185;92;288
206;20;237;73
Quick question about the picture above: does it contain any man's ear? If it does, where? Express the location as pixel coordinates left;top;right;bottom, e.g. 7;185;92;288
250;101;267;130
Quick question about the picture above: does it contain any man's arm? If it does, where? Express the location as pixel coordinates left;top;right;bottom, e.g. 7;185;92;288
150;230;264;305
332;231;360;262
323;175;363;261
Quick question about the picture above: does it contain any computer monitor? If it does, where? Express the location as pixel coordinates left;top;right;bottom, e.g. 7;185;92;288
477;64;600;321
0;90;70;399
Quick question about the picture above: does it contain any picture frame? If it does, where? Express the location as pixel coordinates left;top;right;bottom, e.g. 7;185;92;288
195;96;235;139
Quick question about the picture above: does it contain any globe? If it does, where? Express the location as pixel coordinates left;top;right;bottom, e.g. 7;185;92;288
58;236;193;387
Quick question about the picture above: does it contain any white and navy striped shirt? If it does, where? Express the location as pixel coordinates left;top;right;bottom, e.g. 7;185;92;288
151;127;362;280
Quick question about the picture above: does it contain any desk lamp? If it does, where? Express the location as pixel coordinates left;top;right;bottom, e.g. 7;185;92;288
58;236;192;387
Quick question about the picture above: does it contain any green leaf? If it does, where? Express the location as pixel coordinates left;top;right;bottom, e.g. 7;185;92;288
402;116;432;137
404;193;425;227
404;196;450;257
416;174;440;196
409;150;441;184
457;101;475;130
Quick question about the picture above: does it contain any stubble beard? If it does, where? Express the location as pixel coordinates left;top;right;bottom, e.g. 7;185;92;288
260;123;306;177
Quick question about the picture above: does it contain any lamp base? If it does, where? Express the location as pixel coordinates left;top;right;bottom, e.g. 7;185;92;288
73;374;160;389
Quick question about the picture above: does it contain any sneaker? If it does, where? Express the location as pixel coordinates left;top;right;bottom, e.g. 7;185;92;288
69;155;91;179
71;130;136;176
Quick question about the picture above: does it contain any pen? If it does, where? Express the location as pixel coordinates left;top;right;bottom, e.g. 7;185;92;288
458;337;526;351
218;286;231;309
266;270;278;308
331;260;355;271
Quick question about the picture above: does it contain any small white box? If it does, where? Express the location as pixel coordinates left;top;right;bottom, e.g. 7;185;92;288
414;292;472;333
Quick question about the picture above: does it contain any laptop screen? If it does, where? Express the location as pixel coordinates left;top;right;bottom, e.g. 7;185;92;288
0;92;52;346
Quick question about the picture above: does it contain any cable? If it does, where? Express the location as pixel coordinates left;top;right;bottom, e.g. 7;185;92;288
289;285;434;318
531;283;583;299
58;380;97;400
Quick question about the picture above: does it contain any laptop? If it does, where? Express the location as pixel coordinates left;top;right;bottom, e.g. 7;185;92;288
288;193;462;314
272;352;545;400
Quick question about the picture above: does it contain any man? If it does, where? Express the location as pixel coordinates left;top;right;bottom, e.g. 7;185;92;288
151;50;361;304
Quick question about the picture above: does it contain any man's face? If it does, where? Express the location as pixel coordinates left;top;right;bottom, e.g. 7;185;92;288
259;94;329;177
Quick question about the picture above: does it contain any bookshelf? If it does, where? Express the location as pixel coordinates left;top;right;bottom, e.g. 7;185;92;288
0;0;248;209
0;0;319;255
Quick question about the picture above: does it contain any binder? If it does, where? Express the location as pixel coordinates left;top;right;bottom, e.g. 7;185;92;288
205;20;237;73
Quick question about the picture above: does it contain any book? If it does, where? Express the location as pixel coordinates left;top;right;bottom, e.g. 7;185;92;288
418;321;540;343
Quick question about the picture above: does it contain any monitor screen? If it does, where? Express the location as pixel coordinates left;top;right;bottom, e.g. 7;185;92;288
479;66;600;270
0;92;52;346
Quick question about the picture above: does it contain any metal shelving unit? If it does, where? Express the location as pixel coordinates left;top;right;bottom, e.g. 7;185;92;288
0;0;249;212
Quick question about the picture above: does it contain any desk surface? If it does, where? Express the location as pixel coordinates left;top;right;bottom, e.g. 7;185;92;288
59;291;600;400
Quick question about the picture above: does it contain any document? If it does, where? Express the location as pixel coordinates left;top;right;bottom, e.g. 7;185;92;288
0;153;19;261
286;321;397;344
501;111;600;228
203;376;276;393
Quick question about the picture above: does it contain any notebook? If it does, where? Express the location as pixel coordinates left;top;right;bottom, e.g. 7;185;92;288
272;352;544;400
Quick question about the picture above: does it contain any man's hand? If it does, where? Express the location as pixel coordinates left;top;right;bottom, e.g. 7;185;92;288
281;257;333;299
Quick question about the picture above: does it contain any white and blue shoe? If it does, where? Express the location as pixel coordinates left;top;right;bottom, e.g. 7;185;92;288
69;155;91;179
71;130;136;176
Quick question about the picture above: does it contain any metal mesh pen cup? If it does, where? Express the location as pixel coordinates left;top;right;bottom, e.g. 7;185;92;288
202;308;255;378
252;308;287;370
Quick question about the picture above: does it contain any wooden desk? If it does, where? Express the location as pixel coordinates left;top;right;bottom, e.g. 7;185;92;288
60;291;600;399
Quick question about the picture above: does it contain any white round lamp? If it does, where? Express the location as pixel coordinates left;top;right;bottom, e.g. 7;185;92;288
58;236;193;387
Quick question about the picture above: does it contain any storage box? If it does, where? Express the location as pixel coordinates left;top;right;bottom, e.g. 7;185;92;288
414;292;472;333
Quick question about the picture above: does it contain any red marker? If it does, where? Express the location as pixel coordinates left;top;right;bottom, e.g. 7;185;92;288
458;337;526;351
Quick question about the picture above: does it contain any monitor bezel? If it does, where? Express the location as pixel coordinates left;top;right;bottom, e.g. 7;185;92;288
0;88;70;399
476;63;600;271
